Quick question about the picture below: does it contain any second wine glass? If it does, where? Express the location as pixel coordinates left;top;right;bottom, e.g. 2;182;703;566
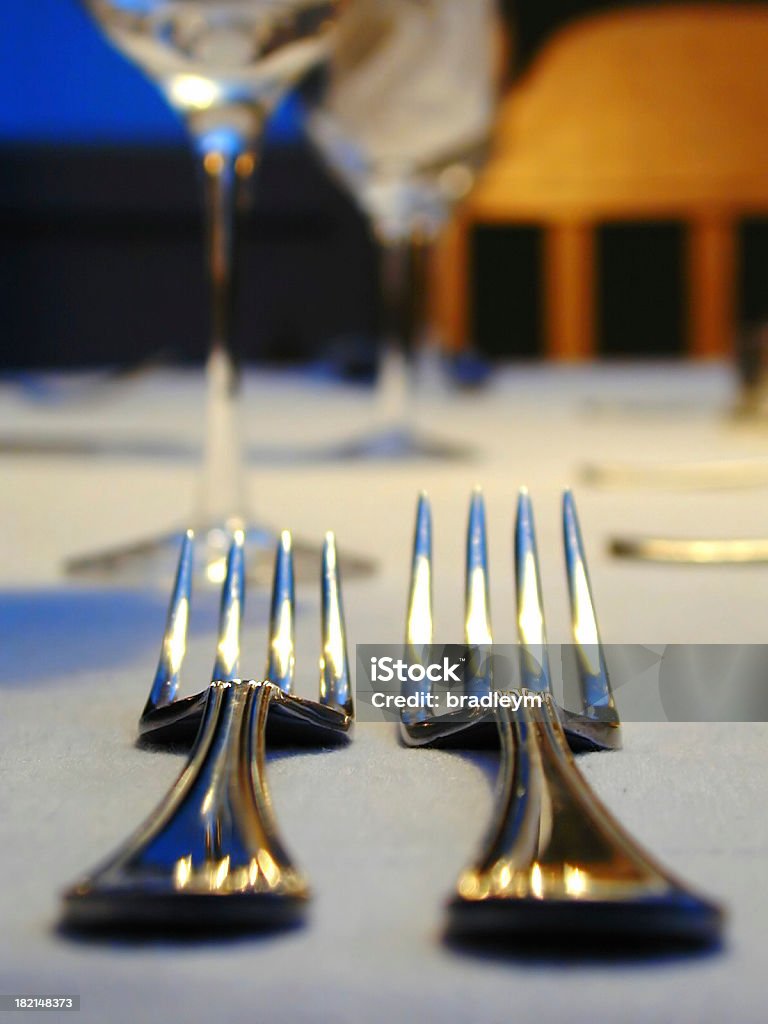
308;0;504;458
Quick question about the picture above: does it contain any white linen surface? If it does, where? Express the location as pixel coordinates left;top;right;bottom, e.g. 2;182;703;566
0;364;765;1023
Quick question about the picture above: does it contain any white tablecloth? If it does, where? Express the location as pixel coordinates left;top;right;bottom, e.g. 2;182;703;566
1;364;765;1022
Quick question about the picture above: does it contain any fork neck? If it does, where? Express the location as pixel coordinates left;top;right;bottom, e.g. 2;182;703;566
100;681;308;899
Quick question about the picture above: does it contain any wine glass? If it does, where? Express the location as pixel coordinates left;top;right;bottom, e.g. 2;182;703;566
68;0;374;584
307;0;504;458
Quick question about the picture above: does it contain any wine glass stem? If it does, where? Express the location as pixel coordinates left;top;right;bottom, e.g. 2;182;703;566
196;143;258;527
377;234;432;427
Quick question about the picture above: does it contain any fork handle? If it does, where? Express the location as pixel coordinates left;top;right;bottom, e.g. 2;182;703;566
449;693;722;941
64;681;309;930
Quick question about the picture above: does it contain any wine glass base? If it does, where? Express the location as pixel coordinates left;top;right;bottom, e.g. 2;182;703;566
63;520;376;587
331;424;474;461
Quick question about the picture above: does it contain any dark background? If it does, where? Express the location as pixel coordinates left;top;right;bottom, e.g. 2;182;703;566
1;0;766;369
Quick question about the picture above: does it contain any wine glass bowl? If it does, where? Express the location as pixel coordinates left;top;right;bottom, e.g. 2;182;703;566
314;0;498;229
86;1;341;138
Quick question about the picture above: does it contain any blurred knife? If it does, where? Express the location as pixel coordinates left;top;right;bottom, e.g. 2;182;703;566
583;457;768;490
610;536;768;564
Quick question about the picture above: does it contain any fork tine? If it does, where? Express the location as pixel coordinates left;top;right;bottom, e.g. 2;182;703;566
406;492;433;650
211;529;245;682
265;531;296;693
515;488;552;693
401;493;434;720
465;488;492;646
144;529;194;714
464;489;493;700
319;532;353;715
562;490;616;712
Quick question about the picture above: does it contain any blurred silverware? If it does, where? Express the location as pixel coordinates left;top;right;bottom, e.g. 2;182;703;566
582;457;768;490
400;489;722;944
1;357;166;408
62;528;352;932
611;535;768;564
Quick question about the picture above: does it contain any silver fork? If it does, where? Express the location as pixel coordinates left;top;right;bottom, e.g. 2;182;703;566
401;489;620;752
62;528;352;932
400;489;722;944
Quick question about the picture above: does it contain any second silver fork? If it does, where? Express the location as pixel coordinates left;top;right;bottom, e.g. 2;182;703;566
401;488;620;752
400;489;722;944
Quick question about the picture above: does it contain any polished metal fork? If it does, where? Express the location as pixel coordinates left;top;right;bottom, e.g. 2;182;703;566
401;489;620;752
400;490;722;943
62;529;352;932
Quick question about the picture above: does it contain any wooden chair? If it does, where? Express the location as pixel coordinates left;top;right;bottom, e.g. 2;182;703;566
433;4;768;359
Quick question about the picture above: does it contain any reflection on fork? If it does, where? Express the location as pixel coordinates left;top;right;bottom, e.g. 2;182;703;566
62;529;353;933
400;489;723;945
